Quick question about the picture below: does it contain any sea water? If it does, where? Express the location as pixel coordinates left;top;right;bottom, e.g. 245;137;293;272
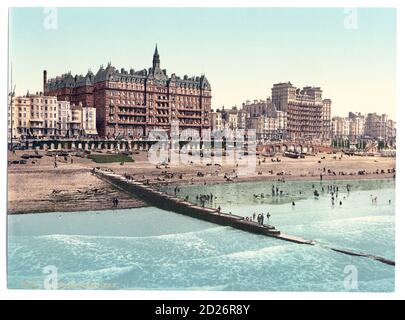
7;179;395;291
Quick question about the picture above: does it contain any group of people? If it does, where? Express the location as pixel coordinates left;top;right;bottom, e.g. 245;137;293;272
371;195;378;204
196;193;215;207
244;212;271;225
53;154;74;168
252;185;286;199
112;198;119;207
272;185;284;197
321;166;395;178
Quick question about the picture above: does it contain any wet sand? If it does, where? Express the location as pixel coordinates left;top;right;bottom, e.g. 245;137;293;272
7;149;395;214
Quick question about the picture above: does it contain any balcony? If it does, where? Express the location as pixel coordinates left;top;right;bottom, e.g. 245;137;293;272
117;110;147;116
178;122;202;127
176;113;202;119
176;107;202;112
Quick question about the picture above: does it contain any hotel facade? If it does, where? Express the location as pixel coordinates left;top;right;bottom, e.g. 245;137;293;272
271;82;331;141
44;46;212;138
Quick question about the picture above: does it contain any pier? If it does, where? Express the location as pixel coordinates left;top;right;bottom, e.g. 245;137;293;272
94;169;313;245
94;169;395;266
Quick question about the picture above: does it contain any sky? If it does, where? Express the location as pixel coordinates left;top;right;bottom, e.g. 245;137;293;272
8;7;396;119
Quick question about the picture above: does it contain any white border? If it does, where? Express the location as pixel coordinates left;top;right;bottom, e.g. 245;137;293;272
0;0;403;300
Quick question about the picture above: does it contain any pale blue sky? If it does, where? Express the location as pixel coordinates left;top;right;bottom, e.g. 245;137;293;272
9;7;396;118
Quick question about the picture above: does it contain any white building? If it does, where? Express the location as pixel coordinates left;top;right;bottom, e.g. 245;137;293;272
57;100;71;137
332;116;350;139
8;93;98;140
209;110;225;131
82;105;98;136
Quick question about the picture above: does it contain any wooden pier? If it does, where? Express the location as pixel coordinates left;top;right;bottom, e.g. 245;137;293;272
94;169;314;245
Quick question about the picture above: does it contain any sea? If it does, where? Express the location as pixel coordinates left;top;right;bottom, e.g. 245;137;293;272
7;178;395;291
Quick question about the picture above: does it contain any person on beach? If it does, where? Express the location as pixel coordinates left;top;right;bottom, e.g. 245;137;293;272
292;201;295;206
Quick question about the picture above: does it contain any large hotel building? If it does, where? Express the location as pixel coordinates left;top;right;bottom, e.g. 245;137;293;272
271;82;331;141
44;46;212;138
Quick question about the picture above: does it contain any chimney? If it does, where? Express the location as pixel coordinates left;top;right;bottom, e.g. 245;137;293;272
43;70;47;93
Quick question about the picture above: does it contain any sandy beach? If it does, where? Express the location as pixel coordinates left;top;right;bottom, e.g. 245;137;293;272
7;149;396;214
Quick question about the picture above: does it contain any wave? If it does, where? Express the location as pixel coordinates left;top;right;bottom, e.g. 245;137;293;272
226;244;291;259
36;226;232;242
281;214;394;231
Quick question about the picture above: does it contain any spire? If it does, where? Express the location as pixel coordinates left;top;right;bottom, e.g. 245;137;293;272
153;44;160;70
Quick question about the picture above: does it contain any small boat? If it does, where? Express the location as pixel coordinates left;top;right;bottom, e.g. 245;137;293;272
284;151;305;159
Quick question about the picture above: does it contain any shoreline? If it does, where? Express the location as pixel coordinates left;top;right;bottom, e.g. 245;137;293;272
7;150;395;215
8;172;395;215
151;172;395;187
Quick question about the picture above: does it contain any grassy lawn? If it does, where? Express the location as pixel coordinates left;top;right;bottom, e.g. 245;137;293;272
88;154;134;163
